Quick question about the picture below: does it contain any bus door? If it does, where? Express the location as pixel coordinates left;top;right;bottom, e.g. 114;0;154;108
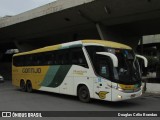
94;55;112;101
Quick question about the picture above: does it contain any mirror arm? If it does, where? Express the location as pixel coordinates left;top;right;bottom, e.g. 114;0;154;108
136;54;148;68
96;52;118;67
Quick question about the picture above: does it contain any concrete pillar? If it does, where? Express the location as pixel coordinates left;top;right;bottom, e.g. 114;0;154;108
140;37;143;55
96;23;106;40
156;44;160;78
96;23;141;50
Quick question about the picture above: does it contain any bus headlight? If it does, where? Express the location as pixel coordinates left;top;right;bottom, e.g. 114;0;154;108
117;88;123;91
118;95;122;99
112;86;123;92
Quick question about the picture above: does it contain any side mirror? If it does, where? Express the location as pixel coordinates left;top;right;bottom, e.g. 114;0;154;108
136;55;148;68
96;52;118;67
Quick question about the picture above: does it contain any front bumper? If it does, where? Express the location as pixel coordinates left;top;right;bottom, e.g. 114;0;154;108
111;89;142;101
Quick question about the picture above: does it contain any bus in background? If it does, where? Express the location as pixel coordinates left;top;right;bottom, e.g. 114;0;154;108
12;40;148;102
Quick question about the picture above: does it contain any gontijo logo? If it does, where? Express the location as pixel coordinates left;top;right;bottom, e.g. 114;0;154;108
22;68;41;73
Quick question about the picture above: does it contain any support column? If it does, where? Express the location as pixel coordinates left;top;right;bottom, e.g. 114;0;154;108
156;44;160;78
95;23;141;50
140;37;144;55
96;23;106;40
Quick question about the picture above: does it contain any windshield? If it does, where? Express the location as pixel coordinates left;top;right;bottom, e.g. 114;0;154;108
85;46;141;84
112;49;141;84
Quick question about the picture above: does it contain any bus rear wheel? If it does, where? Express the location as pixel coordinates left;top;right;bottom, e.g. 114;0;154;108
78;85;90;103
20;80;26;92
26;81;33;93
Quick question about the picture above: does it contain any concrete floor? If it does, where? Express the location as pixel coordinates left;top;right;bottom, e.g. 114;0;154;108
0;81;160;119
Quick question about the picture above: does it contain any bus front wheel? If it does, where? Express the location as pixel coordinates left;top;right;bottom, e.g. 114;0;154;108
78;85;90;103
26;81;33;93
20;80;26;92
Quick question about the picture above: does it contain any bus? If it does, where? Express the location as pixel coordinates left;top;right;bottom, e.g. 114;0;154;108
12;40;148;102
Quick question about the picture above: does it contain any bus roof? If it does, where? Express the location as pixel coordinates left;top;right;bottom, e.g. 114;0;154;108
14;40;132;56
82;40;131;49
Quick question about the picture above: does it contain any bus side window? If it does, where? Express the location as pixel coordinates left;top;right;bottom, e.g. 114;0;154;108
36;54;42;65
56;50;69;65
71;48;88;68
32;54;38;66
57;52;63;65
13;56;22;66
25;55;33;66
32;53;43;66
95;55;111;80
63;51;69;65
20;56;25;66
51;53;56;65
44;52;54;65
14;55;27;66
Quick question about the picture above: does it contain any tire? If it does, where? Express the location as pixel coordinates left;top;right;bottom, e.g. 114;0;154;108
20;80;26;92
78;85;90;103
26;81;33;93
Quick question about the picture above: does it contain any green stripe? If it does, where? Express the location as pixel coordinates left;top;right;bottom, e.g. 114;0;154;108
41;65;72;88
48;65;72;88
41;65;60;87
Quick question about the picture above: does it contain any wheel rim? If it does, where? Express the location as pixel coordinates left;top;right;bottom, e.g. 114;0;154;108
22;84;25;90
78;86;90;102
20;81;25;91
80;88;88;99
27;82;32;92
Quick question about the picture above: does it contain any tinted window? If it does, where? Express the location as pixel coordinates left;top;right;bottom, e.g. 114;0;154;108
13;47;88;68
56;50;69;65
94;54;112;79
71;48;88;68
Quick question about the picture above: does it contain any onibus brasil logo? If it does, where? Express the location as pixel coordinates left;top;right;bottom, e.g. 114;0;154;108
1;112;42;118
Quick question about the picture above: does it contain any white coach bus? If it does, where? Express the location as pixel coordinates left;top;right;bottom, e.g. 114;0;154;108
12;40;148;102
